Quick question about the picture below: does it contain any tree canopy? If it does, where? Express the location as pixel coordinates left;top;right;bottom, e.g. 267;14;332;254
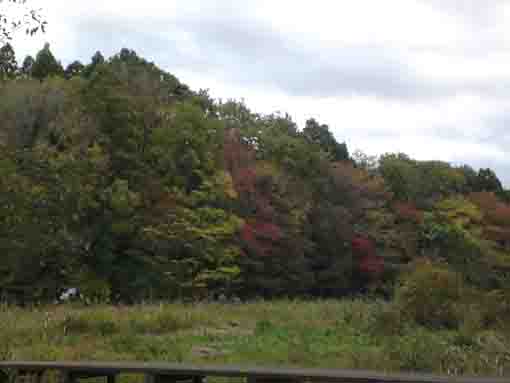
0;43;509;304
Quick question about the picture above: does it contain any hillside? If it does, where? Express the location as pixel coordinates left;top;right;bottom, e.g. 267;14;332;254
0;43;509;314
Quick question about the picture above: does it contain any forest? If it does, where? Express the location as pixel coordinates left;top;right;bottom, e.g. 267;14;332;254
0;42;510;324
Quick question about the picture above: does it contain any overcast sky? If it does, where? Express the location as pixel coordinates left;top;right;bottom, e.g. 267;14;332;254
9;0;510;186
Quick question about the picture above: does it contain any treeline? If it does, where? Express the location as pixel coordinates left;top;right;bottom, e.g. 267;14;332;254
0;43;509;306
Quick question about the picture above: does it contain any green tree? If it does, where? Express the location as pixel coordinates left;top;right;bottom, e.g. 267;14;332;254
352;149;378;172
82;50;105;78
91;51;105;65
303;118;349;161
458;164;479;193
477;168;503;193
396;261;463;328
378;153;418;201
64;60;84;79
0;147;86;302
378;154;466;205
0;76;73;148
20;54;35;76
31;43;63;81
0;43;17;79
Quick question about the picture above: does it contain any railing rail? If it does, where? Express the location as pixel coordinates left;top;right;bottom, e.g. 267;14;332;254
0;361;507;383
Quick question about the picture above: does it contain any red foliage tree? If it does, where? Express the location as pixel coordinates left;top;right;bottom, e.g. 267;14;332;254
352;236;384;277
485;226;510;243
352;236;375;254
223;128;256;180
235;167;257;195
393;201;424;224
241;220;283;256
487;204;510;227
470;191;510;227
468;191;510;248
329;162;390;216
224;127;287;257
469;191;500;211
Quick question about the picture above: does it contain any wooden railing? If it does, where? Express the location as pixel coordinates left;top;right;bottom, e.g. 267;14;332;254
0;362;507;383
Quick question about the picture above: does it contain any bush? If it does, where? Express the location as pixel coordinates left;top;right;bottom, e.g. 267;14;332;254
481;289;510;328
371;303;406;336
77;277;112;304
455;305;484;347
61;312;119;336
396;261;463;328
385;328;447;372
130;309;194;334
0;333;13;361
255;319;274;335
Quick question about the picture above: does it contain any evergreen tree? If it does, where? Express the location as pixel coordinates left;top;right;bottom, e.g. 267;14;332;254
31;43;63;81
303;118;349;162
477;168;503;193
0;43;17;79
21;55;35;77
64;60;85;79
92;51;105;66
83;51;105;78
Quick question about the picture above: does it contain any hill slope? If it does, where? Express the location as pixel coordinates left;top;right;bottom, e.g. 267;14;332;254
0;45;509;307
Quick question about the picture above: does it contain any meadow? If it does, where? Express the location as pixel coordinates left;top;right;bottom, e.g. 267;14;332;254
1;299;508;380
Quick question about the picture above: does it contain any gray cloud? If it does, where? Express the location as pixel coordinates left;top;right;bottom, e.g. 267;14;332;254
69;9;510;103
172;18;420;98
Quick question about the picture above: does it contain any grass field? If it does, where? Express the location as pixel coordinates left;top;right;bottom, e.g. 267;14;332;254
0;299;508;379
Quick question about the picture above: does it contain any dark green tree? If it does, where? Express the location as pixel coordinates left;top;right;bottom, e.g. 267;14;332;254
21;54;35;76
31;43;63;81
458;164;479;193
0;42;17;79
83;51;105;78
477;168;503;193
115;48;142;64
91;51;105;65
303;118;349;161
64;60;84;79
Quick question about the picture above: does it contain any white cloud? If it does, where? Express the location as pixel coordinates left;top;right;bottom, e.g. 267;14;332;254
256;0;464;48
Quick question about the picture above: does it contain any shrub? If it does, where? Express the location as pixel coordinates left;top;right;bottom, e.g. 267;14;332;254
455;305;484;347
0;333;13;361
61;314;90;334
481;289;510;328
371;303;406;336
130;309;194;334
61;312;119;336
254;319;274;335
385;328;447;372
77;277;112;304
396;261;463;328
